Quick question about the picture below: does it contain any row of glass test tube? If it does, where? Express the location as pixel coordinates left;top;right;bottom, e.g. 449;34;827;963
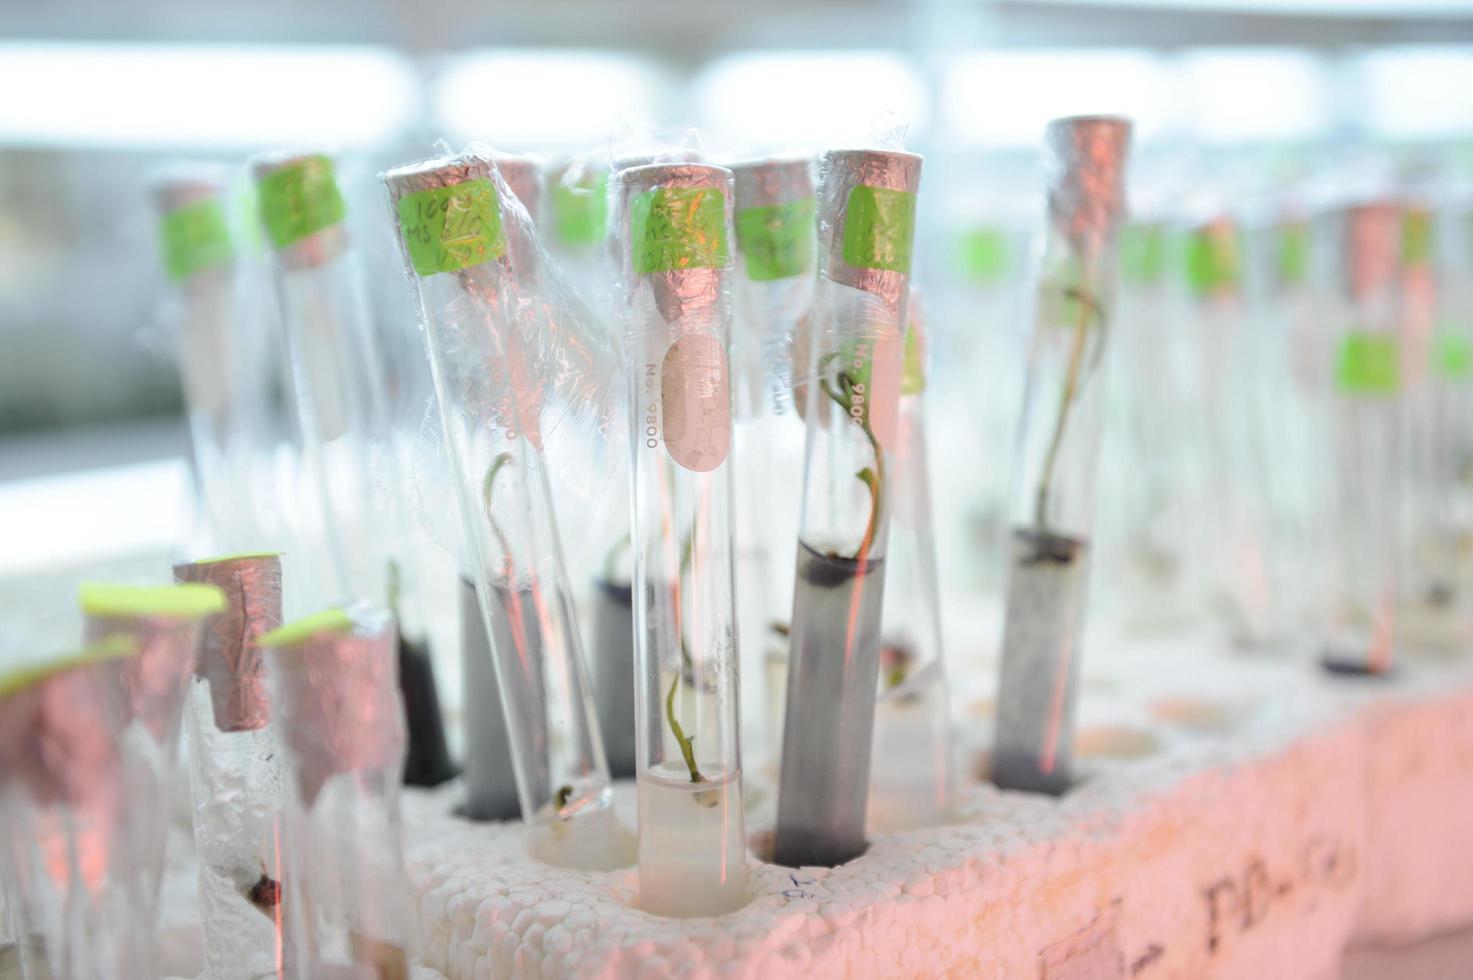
127;116;1137;947
0;570;419;978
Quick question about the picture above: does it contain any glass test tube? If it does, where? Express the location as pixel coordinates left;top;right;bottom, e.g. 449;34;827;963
867;293;952;833
1101;219;1203;631
612;162;748;917
586;151;702;784
173;554;288;979
0;640;156;980
151;169;257;554
728;158;816;779
1321;201;1402;674
1397;197;1470;651
79;582;225;922
260;607;411;979
383;153;626;870
991;117;1131;796
773;148;923;868
252;151;455;788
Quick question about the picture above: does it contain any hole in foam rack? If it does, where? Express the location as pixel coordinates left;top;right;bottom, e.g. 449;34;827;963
1073;724;1161;760
1148;695;1238;733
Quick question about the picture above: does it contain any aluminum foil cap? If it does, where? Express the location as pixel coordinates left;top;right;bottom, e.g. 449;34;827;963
732;158;813;214
496;155;544;228
616;162;734;326
174;554;283;733
0;659;127;809
251;150;349;271
85;614;200;746
1043;116;1132;247
150;167;228;217
818;149;923;304
267;608;405;807
384;151;543;285
1343;200;1401;303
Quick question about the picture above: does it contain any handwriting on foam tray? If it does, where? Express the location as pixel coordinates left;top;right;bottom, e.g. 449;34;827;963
1200;833;1358;957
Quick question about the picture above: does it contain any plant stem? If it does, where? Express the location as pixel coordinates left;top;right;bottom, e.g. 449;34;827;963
666;670;705;783
481;452;515;578
817;354;886;562
1032;262;1105;533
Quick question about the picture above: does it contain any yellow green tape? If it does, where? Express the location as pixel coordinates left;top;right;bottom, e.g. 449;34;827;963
258;607;354;649
79;581;226;620
1336;332;1399;395
630;186;728;275
397;178;506;276
842;185;916;275
257;155;346;250
0;635;137;700
735;197;815;282
159;197;234;282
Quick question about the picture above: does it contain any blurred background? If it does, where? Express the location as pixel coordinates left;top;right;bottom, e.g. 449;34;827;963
2;4;1472;971
3;1;1473;655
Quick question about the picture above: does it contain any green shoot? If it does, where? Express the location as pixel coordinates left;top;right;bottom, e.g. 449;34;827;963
1033;272;1106;534
666;670;705;784
817;352;886;562
481;452;515;577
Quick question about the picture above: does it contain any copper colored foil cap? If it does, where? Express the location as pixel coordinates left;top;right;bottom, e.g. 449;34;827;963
1044;116;1132;247
251;150;348;271
270;610;405;807
85;614;199;746
818;148;923;304
616;162;734;326
151;167;227;217
1343;200;1400;303
0;662;127;809
732;158;813;214
174;554;282;733
496;155;544;227
384;152;526;280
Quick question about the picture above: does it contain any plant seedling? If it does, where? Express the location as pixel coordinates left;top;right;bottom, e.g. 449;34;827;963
1029;263;1106;562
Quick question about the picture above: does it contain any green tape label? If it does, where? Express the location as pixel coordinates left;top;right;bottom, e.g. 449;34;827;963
1185;225;1240;296
257;155;346;249
396;178;506;276
1403;208;1434;267
842;186;916;274
1336;332;1399;394
1277;222;1310;286
735;197;815;282
901;318;925;395
1433;328;1473;381
630;186;728;275
957;227;1010;285
553;173;607;247
159;198;234;282
1120;223;1166;285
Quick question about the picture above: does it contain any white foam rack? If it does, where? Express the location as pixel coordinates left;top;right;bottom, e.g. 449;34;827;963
398;632;1473;980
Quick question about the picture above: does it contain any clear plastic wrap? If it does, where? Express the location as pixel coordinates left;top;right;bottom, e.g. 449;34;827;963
151;168;281;557
611;161;748;916
866;292;951;833
1321;200;1402;674
773;147;923;868
78;582;225;922
727;157;816;778
251;150;455;789
992;117;1131;796
173;554;288;979
1097;216;1206;632
0;640;157;980
382;149;629;870
259;606;411;978
1181;210;1297;650
1397;192;1473;651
